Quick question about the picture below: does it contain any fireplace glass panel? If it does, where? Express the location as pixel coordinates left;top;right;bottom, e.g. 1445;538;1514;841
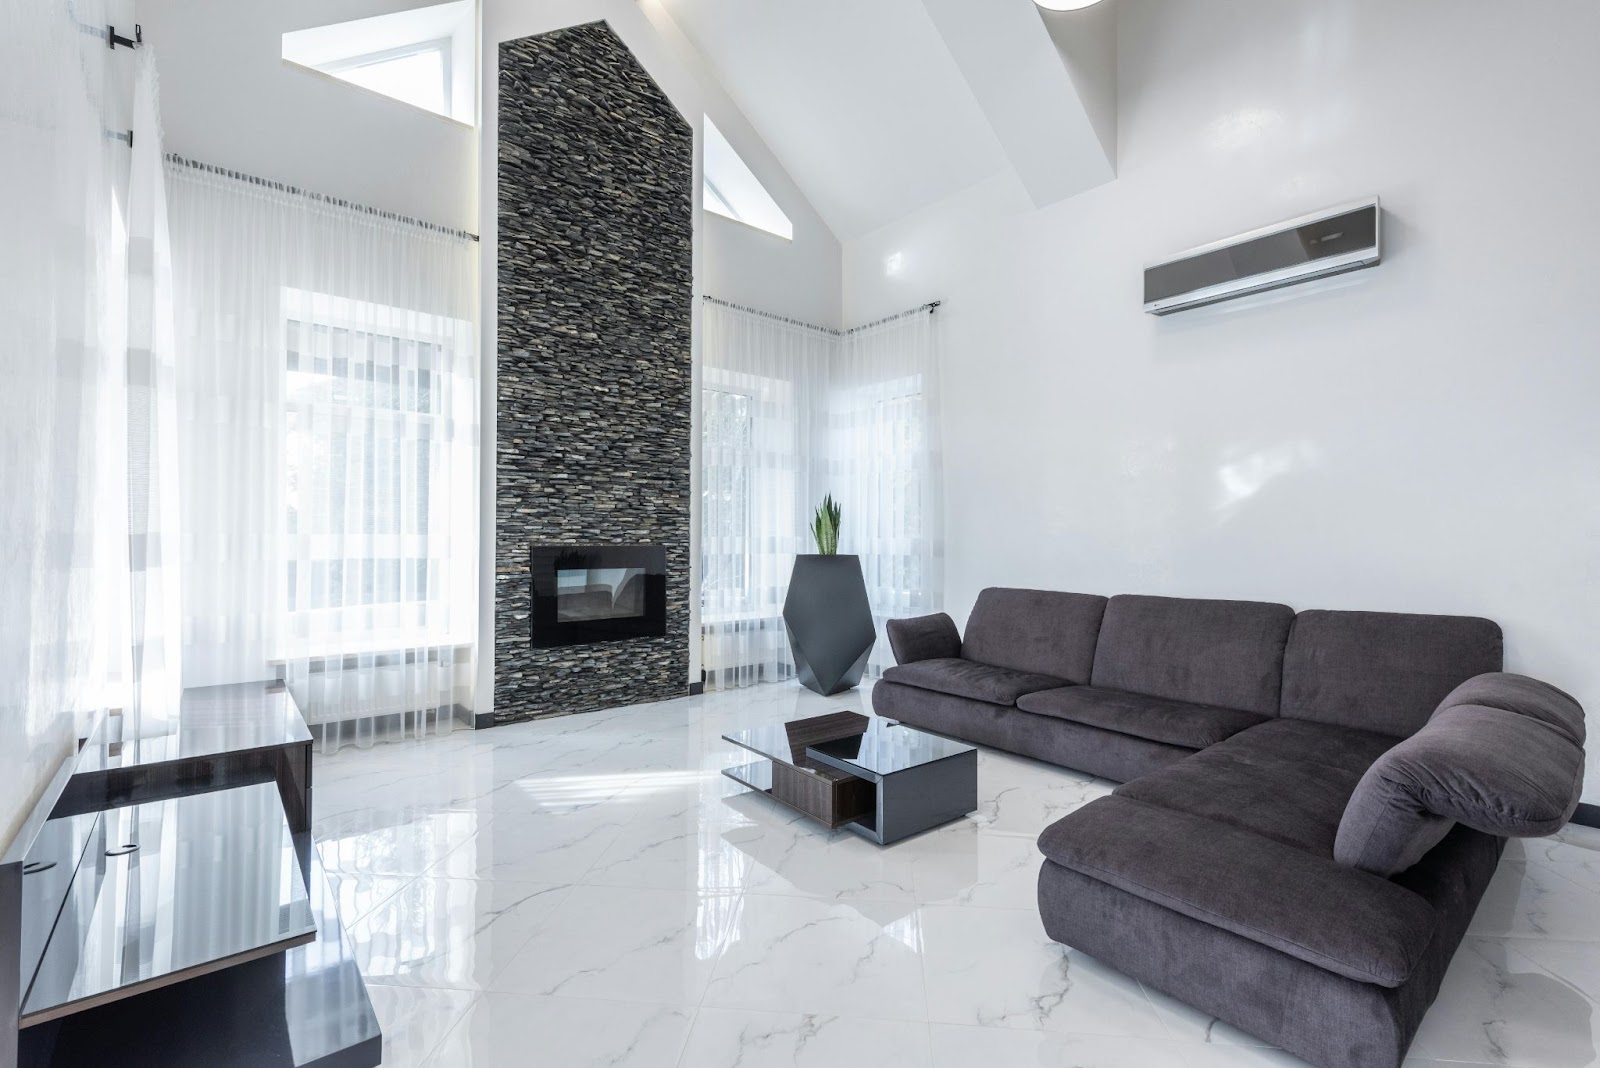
529;544;667;647
556;567;647;622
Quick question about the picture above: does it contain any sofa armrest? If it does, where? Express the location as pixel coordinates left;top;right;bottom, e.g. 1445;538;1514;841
886;612;961;665
1038;795;1437;987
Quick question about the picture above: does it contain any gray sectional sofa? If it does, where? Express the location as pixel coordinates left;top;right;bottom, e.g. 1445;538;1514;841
874;588;1586;1068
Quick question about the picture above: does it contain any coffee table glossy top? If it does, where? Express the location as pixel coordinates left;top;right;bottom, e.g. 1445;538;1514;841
723;711;974;778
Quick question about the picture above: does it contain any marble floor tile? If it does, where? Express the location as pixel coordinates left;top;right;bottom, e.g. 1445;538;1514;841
701;893;929;1021
926;1023;1315;1067
904;824;1046;909
1411;936;1600;1067
730;820;921;904
679;1008;933;1068
491;885;740;1004
421;992;693;1068
1509;825;1600;895
350;877;572;991
363;984;476;1068
307;680;1600;1068
919;905;1162;1034
315;808;487;878
1467;859;1600;941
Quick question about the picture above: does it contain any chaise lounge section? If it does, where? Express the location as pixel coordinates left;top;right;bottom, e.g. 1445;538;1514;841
874;588;1586;1068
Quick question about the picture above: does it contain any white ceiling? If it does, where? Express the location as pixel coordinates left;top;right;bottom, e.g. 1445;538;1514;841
657;0;1009;241
657;0;1118;242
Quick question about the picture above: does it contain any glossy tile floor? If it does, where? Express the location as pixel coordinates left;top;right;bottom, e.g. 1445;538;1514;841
314;682;1600;1068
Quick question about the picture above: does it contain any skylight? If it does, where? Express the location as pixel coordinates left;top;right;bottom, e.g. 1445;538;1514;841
703;116;793;241
283;1;475;125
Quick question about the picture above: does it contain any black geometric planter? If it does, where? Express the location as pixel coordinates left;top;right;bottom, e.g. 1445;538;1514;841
783;554;876;696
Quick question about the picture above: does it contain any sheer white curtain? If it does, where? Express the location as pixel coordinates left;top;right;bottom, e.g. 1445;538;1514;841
125;49;184;727
166;161;479;750
700;302;828;688
700;299;942;689
831;311;944;677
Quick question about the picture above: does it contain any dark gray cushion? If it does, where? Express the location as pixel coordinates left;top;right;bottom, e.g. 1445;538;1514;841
872;679;1193;782
1038;826;1507;1068
1281;610;1503;737
1336;678;1587;875
886;612;961;665
1089;595;1294;715
880;657;1063;705
1435;672;1585;746
1115;718;1397;855
1016;685;1269;750
1038;794;1439;986
961;588;1108;684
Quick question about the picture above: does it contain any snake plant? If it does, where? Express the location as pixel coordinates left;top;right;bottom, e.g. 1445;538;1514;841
810;494;842;555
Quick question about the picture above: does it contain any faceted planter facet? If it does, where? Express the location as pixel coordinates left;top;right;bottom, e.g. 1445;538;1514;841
783;554;876;696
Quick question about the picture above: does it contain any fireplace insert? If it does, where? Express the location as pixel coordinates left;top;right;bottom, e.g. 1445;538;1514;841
529;544;667;648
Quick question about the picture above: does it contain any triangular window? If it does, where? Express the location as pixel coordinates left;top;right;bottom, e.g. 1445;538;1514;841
283;1;475;125
703;116;793;241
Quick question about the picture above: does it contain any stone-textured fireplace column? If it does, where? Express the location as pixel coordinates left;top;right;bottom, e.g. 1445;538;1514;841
494;22;693;722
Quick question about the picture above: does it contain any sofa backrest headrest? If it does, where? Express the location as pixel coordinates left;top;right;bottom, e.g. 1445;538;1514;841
1281;610;1503;738
1090;595;1294;716
962;588;1108;684
1335;672;1587;877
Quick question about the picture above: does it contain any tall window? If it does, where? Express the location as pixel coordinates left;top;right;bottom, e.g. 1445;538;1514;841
701;386;753;603
281;288;470;651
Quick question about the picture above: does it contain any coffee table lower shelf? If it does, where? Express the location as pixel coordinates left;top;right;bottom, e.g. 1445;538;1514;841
722;760;875;832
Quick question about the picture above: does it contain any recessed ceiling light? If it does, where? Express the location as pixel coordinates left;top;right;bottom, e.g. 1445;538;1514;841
1034;0;1107;9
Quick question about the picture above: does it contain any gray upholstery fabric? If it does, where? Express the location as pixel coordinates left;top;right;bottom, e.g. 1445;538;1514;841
871;680;1193;783
1336;680;1587;875
1016;685;1268;750
1090;595;1294;715
880;658;1063;705
885;612;961;665
1281;610;1503;737
1115;718;1397;855
1038;825;1507;1068
1436;672;1585;745
961;588;1108;684
1037;795;1437;986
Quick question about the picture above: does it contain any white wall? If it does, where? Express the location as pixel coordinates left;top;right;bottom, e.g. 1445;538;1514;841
135;0;476;231
1;0;137;850
843;0;1600;800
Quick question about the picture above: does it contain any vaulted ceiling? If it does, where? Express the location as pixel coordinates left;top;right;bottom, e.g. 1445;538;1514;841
655;0;1118;241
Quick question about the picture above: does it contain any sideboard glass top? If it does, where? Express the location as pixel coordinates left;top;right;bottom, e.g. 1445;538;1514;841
75;683;311;776
21;781;316;1025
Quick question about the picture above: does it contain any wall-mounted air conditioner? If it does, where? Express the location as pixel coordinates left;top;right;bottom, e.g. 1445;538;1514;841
1143;197;1381;315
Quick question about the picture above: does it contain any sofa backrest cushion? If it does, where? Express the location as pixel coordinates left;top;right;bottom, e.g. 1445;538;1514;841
1335;672;1587;876
1089;595;1294;716
962;588;1108;684
1281;611;1503;737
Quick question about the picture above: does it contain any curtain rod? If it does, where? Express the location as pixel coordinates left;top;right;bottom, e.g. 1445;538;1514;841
702;295;939;336
164;153;481;243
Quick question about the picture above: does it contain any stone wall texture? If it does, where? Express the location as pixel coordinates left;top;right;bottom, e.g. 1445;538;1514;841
494;22;693;723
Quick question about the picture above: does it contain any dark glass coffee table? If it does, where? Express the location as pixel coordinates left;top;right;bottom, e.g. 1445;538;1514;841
722;711;977;845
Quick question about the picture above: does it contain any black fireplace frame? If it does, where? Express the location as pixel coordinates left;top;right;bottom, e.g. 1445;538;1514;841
529;544;668;648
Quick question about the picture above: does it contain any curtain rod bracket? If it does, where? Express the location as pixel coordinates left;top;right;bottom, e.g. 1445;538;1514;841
109;24;141;50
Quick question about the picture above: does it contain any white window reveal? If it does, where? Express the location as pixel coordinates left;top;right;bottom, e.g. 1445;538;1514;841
703;116;793;241
282;1;475;125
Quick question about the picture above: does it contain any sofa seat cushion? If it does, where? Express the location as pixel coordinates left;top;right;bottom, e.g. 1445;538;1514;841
1016;686;1268;749
1115;719;1398;856
880;658;1065;705
1038;795;1438;987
